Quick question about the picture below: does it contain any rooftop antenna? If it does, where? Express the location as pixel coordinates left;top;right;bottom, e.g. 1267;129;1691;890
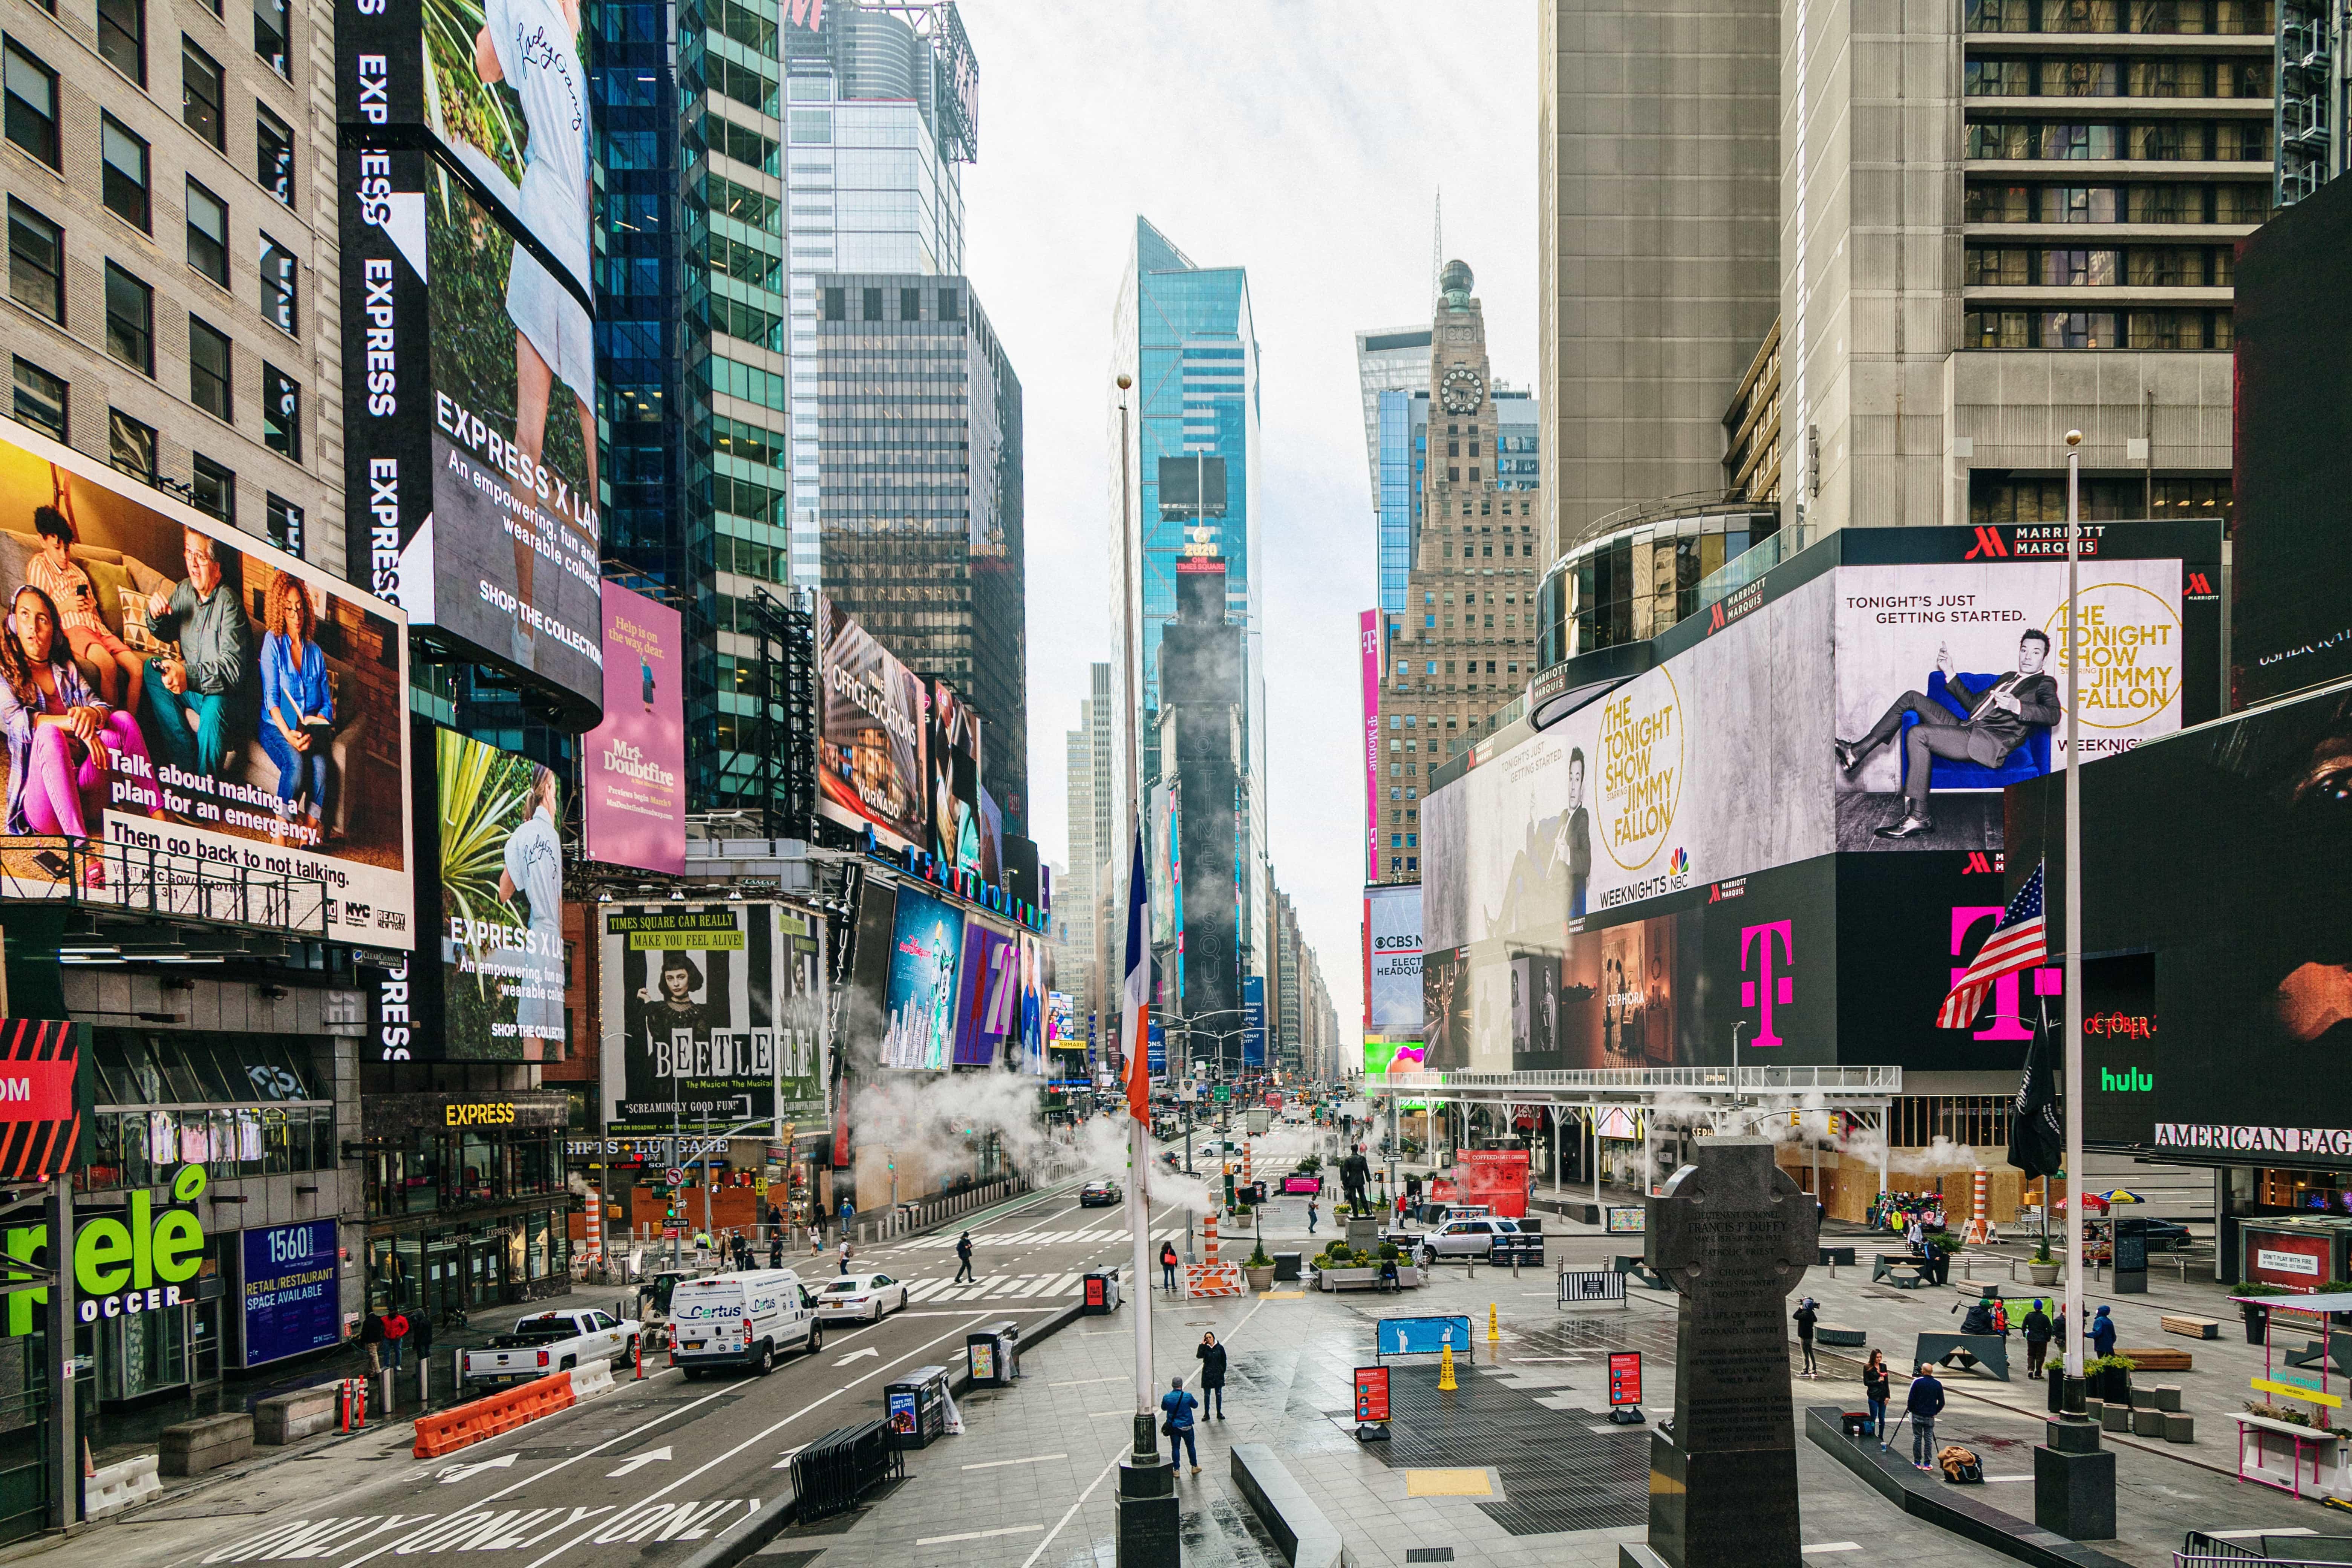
1430;189;1444;308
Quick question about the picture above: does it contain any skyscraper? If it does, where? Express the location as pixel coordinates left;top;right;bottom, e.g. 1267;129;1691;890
1156;558;1246;1043
1061;663;1113;1020
1110;217;1270;997
1357;328;1435;617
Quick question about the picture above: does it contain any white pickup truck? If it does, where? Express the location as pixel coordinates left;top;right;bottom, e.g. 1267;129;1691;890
459;1309;640;1386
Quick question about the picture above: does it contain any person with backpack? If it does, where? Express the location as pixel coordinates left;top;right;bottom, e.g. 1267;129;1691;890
1160;1240;1179;1294
1792;1297;1821;1377
1863;1351;1891;1446
1161;1375;1200;1473
1906;1363;1946;1472
1958;1292;1996;1337
2022;1299;2053;1377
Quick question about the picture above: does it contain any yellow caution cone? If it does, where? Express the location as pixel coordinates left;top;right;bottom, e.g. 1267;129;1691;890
1488;1302;1501;1345
1439;1340;1458;1392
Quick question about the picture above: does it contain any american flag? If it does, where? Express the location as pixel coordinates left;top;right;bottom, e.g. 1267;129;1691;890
1937;861;2049;1029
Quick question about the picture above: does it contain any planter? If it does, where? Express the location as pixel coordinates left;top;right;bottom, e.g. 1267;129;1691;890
2028;1261;2060;1287
2244;1301;2271;1345
2097;1366;2132;1404
1244;1265;1276;1292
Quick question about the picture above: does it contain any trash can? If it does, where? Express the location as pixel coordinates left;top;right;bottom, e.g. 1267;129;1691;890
1082;1268;1121;1314
884;1365;951;1449
966;1320;1020;1386
1271;1251;1302;1282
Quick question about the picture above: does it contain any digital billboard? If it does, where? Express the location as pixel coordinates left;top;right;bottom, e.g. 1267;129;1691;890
241;1219;339;1367
928;679;981;872
1360;609;1381;880
882;885;963;1069
1017;932;1047;1075
599;902;823;1132
1242;975;1266;1069
816;597;926;851
0;423;414;946
582;583;684;873
1364;1037;1426;1077
1364;884;1423;1040
952;920;1016;1068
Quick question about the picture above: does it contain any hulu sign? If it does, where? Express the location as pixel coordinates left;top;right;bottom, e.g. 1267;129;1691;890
2100;1068;2153;1092
3;1163;210;1334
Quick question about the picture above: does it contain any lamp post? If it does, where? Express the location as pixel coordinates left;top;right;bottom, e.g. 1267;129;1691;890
2062;430;2086;1382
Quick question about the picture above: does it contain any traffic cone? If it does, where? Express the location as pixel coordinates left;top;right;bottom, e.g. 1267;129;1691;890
1488;1302;1500;1346
1439;1341;1458;1392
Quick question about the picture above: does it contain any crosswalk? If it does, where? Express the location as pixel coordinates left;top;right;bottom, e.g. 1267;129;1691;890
882;1225;1187;1304
897;1226;1180;1251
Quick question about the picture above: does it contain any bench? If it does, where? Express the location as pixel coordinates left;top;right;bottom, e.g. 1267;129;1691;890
160;1413;253;1478
1912;1332;2010;1381
2117;1346;2193;1372
1816;1324;1867;1349
2286;1338;2352;1376
254;1386;338;1446
2161;1314;2220;1341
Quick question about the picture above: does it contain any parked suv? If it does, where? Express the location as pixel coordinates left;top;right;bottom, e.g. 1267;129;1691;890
1416;1216;1543;1267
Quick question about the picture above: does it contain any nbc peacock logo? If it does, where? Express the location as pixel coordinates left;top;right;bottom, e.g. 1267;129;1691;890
1667;848;1688;876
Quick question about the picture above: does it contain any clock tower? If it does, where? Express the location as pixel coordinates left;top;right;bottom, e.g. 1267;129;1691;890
1373;259;1545;885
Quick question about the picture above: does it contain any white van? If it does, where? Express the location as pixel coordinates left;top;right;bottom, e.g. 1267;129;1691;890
667;1268;823;1377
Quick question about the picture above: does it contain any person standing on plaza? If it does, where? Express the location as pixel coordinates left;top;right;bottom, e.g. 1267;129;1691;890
1792;1297;1820;1377
954;1230;976;1284
1863;1351;1891;1446
1196;1332;1227;1420
360;1309;386;1375
1161;1375;1200;1473
1308;1197;1319;1235
1161;1239;1179;1295
2022;1299;2053;1378
2089;1303;2118;1360
384;1310;408;1370
1906;1363;1946;1472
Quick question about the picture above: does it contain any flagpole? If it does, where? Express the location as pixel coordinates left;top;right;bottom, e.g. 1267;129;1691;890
2063;429;2085;1381
1116;372;1159;1466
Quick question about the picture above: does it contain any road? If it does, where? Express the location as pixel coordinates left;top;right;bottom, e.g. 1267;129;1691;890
97;1184;1191;1568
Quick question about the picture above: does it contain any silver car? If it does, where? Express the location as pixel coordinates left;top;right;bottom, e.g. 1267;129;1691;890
1417;1217;1539;1265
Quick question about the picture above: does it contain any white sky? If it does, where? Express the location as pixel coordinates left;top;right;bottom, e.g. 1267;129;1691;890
960;2;1539;1052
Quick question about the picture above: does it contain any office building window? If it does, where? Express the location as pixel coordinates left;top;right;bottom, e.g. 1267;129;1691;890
861;285;882;321
97;0;144;82
11;358;64;441
190;454;233;522
265;492;301;556
252;0;286;75
937;287;959;321
900;286;919;320
256;106;293;205
104;263;153;374
108;408;154;481
261;363;298;458
259;234;296;334
101;115;150;230
186;178;228;284
822;286;843;320
4;42;59;167
8;199;62;320
188;315;231;418
182;38;224;147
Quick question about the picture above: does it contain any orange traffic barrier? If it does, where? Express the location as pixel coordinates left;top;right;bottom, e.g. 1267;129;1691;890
412;1369;580;1458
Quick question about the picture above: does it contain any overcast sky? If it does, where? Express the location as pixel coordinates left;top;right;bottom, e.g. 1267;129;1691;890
960;3;1538;1053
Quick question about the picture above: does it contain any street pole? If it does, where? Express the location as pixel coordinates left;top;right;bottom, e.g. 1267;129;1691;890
2062;430;2086;1381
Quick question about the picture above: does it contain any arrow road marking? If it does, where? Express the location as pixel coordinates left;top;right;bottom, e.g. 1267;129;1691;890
833;1346;879;1367
605;1446;672;1478
435;1453;519;1483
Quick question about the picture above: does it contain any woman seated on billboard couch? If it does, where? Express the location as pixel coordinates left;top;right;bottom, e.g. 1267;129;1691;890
0;582;162;882
259;574;334;848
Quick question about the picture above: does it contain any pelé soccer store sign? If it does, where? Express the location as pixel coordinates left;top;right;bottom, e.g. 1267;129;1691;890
2;1164;211;1334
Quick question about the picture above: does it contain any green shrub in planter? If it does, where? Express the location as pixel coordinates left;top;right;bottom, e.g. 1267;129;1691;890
1247;1244;1272;1269
1378;1242;1400;1262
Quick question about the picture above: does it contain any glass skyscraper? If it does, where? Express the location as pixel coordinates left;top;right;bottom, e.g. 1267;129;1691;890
1355;326;1432;616
1110;217;1269;1003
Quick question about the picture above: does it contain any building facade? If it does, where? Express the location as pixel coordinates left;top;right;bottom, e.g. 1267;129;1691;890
1155;558;1246;1057
1061;662;1112;1024
1356;326;1434;616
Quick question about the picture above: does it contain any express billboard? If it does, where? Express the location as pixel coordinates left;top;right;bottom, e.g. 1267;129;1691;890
581;583;684;873
1364;883;1423;1040
816;597;926;851
881;884;963;1070
599;902;824;1132
0;423;414;945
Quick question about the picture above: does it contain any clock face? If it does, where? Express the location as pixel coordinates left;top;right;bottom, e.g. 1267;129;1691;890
1441;365;1485;415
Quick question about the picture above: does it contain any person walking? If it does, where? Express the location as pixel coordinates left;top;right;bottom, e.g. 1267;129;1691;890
1196;1332;1227;1420
359;1309;386;1375
408;1308;433;1380
839;1238;856;1276
384;1309;409;1370
954;1230;976;1284
1793;1297;1820;1377
2023;1299;2053;1378
1308;1197;1319;1236
1863;1351;1891;1446
1161;1375;1200;1473
1906;1363;1946;1472
1161;1240;1180;1295
769;1231;786;1269
2089;1303;2118;1360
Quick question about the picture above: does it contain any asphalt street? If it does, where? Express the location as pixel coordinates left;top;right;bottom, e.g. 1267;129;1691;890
85;1183;1195;1568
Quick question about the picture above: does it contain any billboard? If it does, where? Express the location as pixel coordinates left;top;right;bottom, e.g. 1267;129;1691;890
1016;932;1047;1075
0;423;414;945
928;679;981;872
240;1219;339;1367
1363;1037;1426;1077
2233;174;2352;706
952;920;1016;1068
1365;884;1422;1040
1242;974;1266;1069
599;902;824;1132
1148;781;1178;946
816;597;926;851
881;885;963;1069
581;584;684;873
1361;610;1381;880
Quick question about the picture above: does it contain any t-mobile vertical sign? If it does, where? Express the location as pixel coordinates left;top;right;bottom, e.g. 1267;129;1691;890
1739;919;1795;1048
1360;610;1382;880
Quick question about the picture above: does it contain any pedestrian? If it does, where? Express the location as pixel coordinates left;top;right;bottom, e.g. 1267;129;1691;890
409;1307;433;1372
769;1232;786;1269
1196;1332;1227;1420
1792;1297;1820;1377
2089;1303;2117;1360
954;1230;976;1284
1161;1240;1180;1294
1863;1351;1891;1446
360;1308;386;1375
2023;1299;2053;1378
1161;1375;1200;1473
839;1198;855;1236
1904;1214;1924;1253
1958;1291;1995;1337
1308;1197;1319;1235
1906;1363;1946;1472
840;1237;856;1276
384;1309;408;1370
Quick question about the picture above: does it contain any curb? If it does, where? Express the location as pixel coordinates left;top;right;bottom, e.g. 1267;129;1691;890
1804;1406;2133;1568
679;1299;1091;1568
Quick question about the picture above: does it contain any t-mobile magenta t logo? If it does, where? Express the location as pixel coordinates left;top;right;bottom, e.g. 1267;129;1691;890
1739;920;1795;1047
1949;905;2062;1041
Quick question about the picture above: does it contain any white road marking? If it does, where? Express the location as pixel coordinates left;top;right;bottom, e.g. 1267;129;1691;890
605;1447;672;1478
1049;1377;1123;1388
919;1525;1041;1546
962;1453;1068;1471
435;1455;518;1484
832;1347;880;1366
1802;1544;1861;1555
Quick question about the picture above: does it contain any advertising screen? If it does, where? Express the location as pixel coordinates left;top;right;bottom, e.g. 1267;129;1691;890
882;885;963;1069
816;597;926;851
843;878;897;1070
600;902;822;1132
1242;975;1266;1069
1360;610;1381;880
241;1219;339;1367
928;679;981;872
1016;932;1046;1075
1149;781;1178;946
1363;1038;1426;1077
417;724;565;1059
952;921;1016;1068
1365;884;1423;1040
0;424;414;945
582;584;683;873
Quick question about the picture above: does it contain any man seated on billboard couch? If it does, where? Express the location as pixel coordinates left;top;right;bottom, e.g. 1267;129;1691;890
1834;630;2060;840
140;529;254;784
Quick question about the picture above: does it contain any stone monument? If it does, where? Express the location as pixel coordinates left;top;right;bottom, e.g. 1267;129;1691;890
1625;1136;1817;1568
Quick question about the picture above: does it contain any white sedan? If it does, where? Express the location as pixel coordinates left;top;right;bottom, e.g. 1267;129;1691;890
815;1272;911;1323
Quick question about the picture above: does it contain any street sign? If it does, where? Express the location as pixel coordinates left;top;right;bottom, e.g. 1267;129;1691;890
1353;1364;1391;1425
1609;1351;1643;1408
1214;1086;1231;1103
664;1166;685;1186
